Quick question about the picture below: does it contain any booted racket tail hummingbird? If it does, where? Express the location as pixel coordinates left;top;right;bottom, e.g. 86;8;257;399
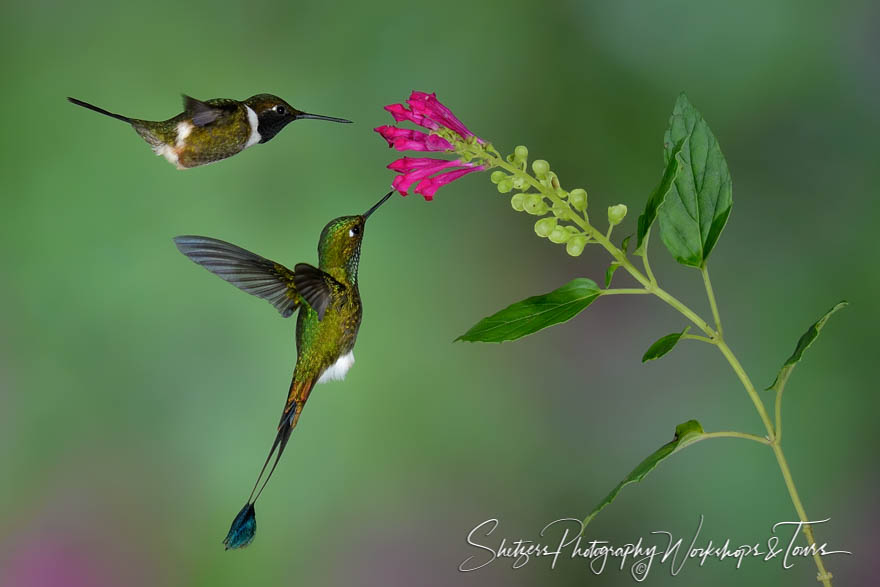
67;93;351;169
173;190;393;549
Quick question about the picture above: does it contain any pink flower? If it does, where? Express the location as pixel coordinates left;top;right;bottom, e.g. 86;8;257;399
374;125;453;152
376;91;487;200
387;157;485;201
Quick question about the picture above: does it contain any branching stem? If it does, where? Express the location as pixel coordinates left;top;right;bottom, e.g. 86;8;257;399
483;151;834;586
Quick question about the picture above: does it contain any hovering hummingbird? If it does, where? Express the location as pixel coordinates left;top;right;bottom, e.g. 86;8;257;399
67;94;351;169
173;190;393;549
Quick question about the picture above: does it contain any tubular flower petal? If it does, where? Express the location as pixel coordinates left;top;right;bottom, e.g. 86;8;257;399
389;159;461;196
384;103;440;130
414;165;486;201
374;125;453;152
376;91;488;200
406;91;476;141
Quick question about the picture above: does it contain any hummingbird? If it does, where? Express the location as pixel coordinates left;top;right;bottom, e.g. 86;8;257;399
66;94;351;169
173;190;393;549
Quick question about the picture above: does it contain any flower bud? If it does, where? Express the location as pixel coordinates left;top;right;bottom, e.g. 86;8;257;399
548;226;571;244
566;235;587;257
534;217;557;238
570;188;588;212
608;204;628;226
551;203;569;219
510;193;526;211
497;179;513;193
532;159;550;178
514;145;529;162
524;194;547;215
512;176;526;190
490;170;507;184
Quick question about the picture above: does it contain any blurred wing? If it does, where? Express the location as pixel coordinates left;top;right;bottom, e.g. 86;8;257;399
292;263;344;321
182;95;231;127
174;236;300;317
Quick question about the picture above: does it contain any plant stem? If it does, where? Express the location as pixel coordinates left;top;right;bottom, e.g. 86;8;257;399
601;288;651;295
681;333;714;343
701;265;724;337
775;384;785;444
771;443;835;586
715;341;776;436
699;430;772;444
710;301;833;587
642;247;658;285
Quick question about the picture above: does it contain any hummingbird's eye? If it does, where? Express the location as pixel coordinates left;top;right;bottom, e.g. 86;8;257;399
274;105;286;115
349;226;361;237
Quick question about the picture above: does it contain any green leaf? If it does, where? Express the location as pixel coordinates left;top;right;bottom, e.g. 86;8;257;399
767;301;848;391
656;94;733;267
621;234;632;254
642;327;690;362
583;420;704;528
604;263;620;288
636;141;683;253
456;278;602;343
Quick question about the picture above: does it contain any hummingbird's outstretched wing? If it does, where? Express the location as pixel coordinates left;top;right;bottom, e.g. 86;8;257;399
173;236;300;317
292;263;345;321
181;95;235;127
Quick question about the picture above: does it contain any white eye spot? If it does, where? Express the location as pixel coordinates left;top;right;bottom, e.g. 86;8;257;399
348;229;355;237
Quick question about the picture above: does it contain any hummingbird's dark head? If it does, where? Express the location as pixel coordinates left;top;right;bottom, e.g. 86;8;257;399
317;191;394;278
244;94;352;144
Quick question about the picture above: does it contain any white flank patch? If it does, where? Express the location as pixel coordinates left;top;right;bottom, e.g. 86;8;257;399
317;351;355;384
153;143;182;168
175;121;193;147
243;105;261;148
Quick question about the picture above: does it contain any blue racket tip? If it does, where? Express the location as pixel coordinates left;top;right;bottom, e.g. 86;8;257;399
223;502;256;550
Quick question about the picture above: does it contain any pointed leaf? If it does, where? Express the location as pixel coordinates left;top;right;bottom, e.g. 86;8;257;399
642;327;690;362
656;94;733;267
583;420;704;528
636;141;683;253
604;263;620;288
767;301;847;391
456;278;601;343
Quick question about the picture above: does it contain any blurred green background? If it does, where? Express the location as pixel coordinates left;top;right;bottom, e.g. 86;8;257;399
2;0;877;585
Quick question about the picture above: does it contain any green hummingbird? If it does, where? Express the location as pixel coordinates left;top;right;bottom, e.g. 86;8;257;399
67;94;351;169
173;190;393;549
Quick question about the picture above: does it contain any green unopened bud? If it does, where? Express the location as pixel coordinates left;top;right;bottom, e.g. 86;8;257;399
510;193;526;211
490;170;507;184
570;188;588;212
534;217;557;238
566;236;587;257
608;204;628;226
532;159;550;178
514;145;529;162
497;179;513;193
512;176;526;190
548;226;571;244
551;203;569;219
524;194;548;215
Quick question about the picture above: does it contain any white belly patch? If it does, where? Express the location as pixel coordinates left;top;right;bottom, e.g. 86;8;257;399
154;143;182;168
151;120;193;169
317;351;354;384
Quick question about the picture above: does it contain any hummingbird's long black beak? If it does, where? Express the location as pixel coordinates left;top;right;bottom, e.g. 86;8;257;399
294;112;352;124
363;190;395;219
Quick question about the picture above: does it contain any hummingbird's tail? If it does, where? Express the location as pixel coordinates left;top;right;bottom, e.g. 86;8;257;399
223;378;314;550
67;97;132;124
